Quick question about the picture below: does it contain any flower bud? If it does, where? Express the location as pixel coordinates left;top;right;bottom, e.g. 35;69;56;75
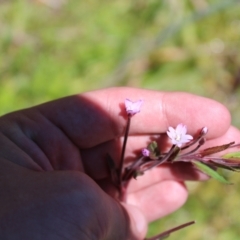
201;127;208;135
142;148;150;157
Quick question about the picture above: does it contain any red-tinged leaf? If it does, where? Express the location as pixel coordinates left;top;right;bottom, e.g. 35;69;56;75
193;161;232;184
209;160;239;171
210;158;240;170
106;154;119;185
200;142;235;157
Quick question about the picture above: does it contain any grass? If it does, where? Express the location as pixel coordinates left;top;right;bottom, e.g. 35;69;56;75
1;0;240;239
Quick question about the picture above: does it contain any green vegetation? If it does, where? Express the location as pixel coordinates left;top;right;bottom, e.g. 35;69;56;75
1;0;240;239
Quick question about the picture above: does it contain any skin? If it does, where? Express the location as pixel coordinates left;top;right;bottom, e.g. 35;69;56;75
0;87;240;240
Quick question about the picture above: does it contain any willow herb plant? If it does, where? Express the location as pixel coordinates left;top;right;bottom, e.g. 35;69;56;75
107;98;240;240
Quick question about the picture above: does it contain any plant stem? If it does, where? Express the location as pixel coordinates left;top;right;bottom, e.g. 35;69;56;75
145;221;195;240
119;116;131;185
142;145;177;172
122;156;145;182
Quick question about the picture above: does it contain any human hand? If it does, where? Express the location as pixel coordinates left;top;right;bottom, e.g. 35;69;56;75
0;87;239;240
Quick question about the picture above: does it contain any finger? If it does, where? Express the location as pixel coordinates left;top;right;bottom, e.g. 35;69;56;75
2;87;231;173
126;180;188;222
97;161;207;199
0;114;83;171
199;125;240;154
121;204;148;239
32;87;231;148
0;159;146;240
126;163;208;194
82;124;240;179
81;135;152;179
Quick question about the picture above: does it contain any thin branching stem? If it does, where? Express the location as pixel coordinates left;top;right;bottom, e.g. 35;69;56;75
181;131;206;150
122;156;145;182
180;143;203;157
142;145;177;172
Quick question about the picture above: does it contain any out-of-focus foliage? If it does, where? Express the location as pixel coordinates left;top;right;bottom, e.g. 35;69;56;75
1;0;240;239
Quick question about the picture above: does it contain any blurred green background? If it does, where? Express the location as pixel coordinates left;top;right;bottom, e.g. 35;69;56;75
1;0;240;239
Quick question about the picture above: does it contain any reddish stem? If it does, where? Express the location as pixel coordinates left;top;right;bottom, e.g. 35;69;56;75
119;116;131;181
145;221;195;240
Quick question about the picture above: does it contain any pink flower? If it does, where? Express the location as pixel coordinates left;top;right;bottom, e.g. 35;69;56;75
167;123;193;147
124;99;143;116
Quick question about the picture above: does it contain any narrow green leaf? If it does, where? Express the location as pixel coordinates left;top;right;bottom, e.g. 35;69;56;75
210;161;240;172
168;146;181;162
147;141;160;160
223;151;240;159
193;161;231;184
133;170;144;179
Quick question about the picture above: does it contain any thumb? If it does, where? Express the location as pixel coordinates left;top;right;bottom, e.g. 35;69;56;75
121;203;148;240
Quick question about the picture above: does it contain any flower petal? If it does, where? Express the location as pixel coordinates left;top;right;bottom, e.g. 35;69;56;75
124;99;143;116
176;123;187;135
167;124;193;147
